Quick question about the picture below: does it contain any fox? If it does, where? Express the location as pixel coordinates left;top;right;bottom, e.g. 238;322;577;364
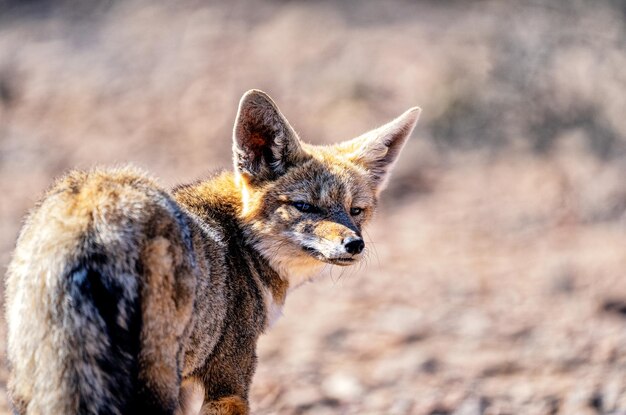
5;89;420;415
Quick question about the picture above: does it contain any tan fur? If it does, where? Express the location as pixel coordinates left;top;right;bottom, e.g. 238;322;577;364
176;379;205;415
200;396;247;415
5;90;419;414
140;235;195;405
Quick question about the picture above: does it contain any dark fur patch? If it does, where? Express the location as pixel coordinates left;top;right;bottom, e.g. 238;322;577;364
64;245;179;414
65;250;141;414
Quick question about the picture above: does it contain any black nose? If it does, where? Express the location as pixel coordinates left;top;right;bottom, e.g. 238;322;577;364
344;238;365;255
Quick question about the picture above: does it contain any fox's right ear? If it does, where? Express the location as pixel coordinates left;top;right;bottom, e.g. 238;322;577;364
232;90;306;184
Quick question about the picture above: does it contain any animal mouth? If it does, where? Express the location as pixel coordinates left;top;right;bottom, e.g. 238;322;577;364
301;246;356;266
329;257;356;266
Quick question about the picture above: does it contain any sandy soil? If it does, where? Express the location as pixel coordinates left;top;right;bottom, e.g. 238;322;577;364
1;1;625;413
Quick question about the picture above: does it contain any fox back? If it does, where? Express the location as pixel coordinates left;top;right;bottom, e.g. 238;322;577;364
5;90;419;415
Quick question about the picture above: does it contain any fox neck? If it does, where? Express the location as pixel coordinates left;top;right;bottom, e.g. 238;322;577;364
252;236;326;291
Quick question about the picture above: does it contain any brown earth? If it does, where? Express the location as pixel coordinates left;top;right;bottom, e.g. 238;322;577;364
1;1;625;414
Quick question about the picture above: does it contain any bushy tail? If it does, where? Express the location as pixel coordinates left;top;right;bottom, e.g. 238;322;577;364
6;169;195;415
7;221;143;414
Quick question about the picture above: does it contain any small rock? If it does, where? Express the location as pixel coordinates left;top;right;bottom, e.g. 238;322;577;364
588;391;603;412
321;372;363;401
601;299;626;317
429;406;452;415
421;357;441;374
549;270;576;295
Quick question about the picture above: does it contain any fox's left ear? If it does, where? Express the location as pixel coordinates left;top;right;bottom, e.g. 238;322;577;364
342;107;421;193
233;90;306;184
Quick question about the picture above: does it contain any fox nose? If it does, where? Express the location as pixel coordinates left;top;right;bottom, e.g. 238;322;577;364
344;237;365;255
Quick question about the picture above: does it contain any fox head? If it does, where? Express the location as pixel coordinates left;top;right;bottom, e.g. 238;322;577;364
233;90;419;286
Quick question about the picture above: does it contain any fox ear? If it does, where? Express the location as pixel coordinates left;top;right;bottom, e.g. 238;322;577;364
343;107;420;193
233;90;306;184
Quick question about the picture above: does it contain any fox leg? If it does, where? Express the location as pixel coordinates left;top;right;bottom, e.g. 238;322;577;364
176;378;205;415
177;378;248;415
200;396;248;415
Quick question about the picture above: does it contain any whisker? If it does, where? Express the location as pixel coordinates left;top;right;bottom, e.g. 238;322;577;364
364;230;382;269
329;264;339;285
337;266;347;282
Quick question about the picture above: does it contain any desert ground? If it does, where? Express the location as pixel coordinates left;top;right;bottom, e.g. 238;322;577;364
1;1;625;414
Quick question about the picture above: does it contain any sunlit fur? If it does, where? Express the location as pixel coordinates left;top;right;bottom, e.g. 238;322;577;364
240;148;377;289
234;90;420;292
5;90;419;415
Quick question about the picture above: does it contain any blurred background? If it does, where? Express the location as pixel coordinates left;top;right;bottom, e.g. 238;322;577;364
1;0;626;413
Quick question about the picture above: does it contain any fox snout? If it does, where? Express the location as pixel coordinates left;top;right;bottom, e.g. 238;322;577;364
343;236;365;255
297;219;366;265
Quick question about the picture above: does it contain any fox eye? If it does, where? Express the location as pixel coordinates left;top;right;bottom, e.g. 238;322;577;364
350;207;363;216
292;201;318;213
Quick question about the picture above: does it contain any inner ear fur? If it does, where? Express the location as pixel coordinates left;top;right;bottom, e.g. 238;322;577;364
232;90;306;184
341;107;420;193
